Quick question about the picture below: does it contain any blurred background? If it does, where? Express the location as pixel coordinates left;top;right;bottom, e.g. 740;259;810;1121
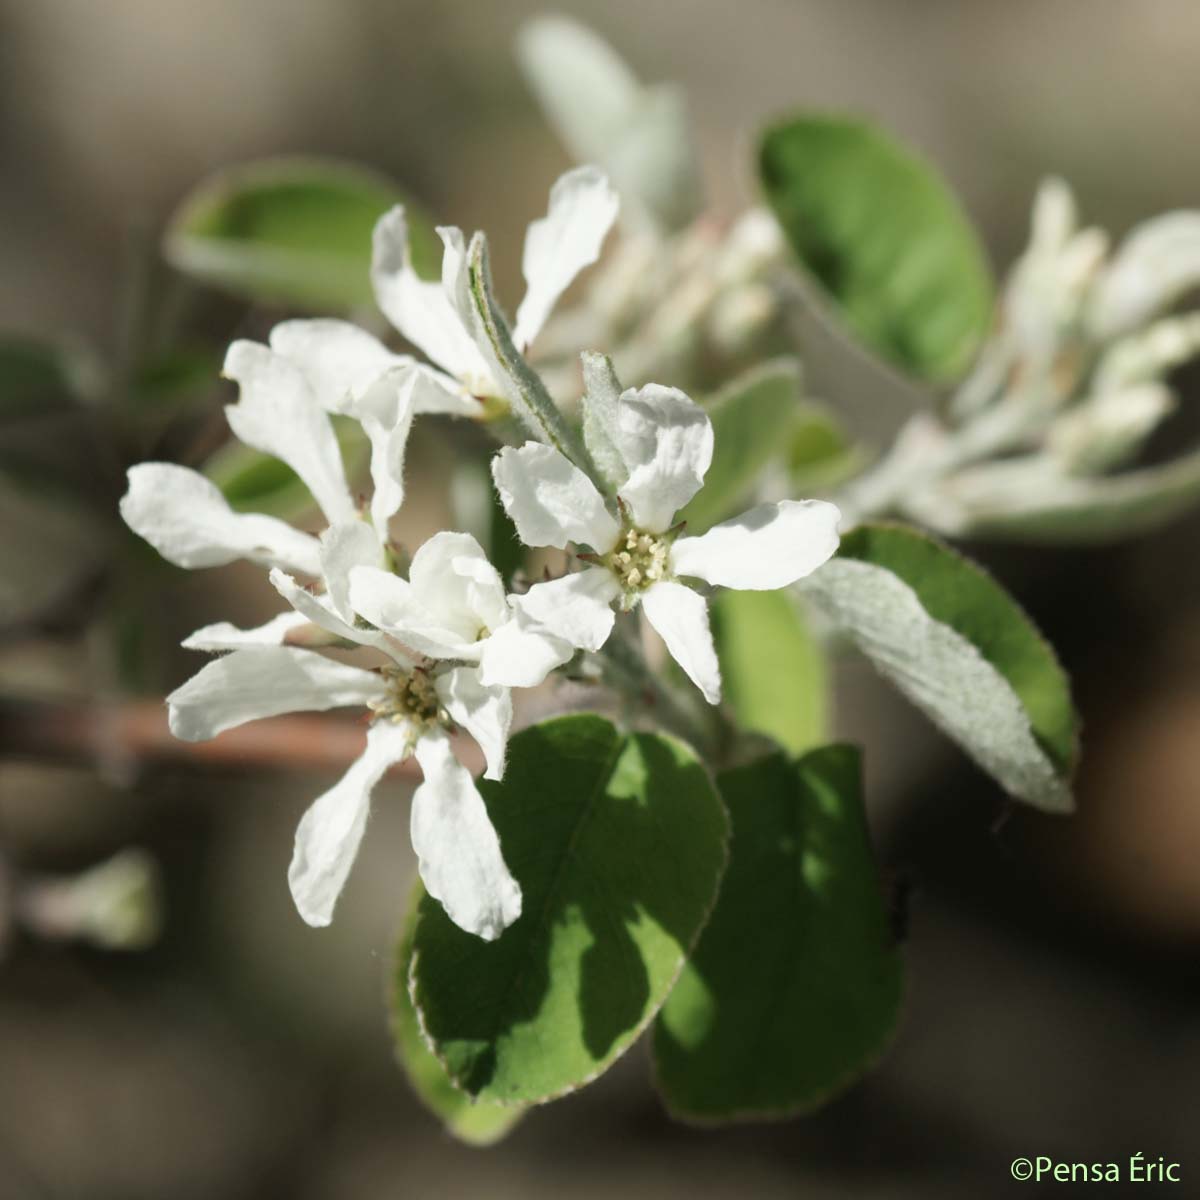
3;1;1200;1195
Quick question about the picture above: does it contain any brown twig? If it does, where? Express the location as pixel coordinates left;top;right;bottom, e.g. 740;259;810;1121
0;695;486;778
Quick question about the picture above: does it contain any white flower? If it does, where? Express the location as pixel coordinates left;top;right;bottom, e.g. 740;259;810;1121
371;165;619;401
119;325;524;940
120;319;473;580
167;630;520;939
491;384;841;704
348;530;576;689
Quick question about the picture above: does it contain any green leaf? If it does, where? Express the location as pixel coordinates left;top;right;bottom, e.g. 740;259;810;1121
760;115;994;384
678;358;806;534
0;476;108;626
408;714;729;1105
788;402;865;492
163;157;439;309
392;884;524;1146
942;451;1200;544
449;455;526;585
127;348;218;414
653;746;904;1121
465;234;593;471
0;335;102;421
800;523;1077;811
711;589;827;756
517;15;701;232
204;416;368;519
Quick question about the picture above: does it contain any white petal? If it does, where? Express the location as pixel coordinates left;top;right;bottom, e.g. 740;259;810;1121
641;581;721;705
223;341;356;524
613;385;713;532
411;729;522;940
347;566;476;660
512;166;619;351
270;568;410;663
120;463;321;576
354;369;418;532
476;614;574;689
166;646;386;742
435;666;512;782
288;718;412;927
319;521;385;623
670;499;841;590
409;363;481;417
492;442;619;551
267;318;400;412
514;567;619;652
1092;211;1200;337
410;531;509;638
181;610;311;651
371;206;494;386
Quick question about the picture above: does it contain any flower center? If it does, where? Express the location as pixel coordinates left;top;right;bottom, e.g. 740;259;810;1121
369;666;447;730
607;527;669;594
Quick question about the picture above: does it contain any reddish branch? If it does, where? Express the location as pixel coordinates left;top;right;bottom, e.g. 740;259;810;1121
0;695;486;778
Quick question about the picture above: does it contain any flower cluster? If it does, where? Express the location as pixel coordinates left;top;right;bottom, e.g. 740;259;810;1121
121;168;840;940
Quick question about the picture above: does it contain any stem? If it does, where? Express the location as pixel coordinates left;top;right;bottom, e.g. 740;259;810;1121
0;695;450;778
835;402;1036;525
596;618;718;757
467;234;597;477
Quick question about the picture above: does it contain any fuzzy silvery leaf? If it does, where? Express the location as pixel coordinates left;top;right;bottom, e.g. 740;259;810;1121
929;450;1200;544
800;525;1077;812
517;15;701;233
580;350;628;490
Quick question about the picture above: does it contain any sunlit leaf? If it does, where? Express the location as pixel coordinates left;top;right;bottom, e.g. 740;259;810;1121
518;15;701;232
712;589;827;755
391;884;524;1146
164;157;439;309
800;523;1077;811
204;416;368;519
678;358;806;534
760;115;994;384
408;714;728;1104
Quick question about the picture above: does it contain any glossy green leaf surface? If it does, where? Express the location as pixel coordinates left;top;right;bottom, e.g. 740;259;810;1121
653;746;903;1120
679;359;805;534
392;886;524;1146
760;115;993;384
711;588;827;755
408;714;728;1105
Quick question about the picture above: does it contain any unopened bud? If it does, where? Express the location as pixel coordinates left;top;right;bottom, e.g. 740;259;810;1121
19;848;163;951
1047;382;1174;474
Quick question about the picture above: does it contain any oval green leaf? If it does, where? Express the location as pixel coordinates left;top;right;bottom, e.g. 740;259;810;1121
678;358;807;534
408;714;729;1105
392;885;524;1146
760;115;994;384
0;335;102;421
204;416;368;519
653;746;904;1121
164;156;439;309
711;588;827;756
800;522;1078;811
